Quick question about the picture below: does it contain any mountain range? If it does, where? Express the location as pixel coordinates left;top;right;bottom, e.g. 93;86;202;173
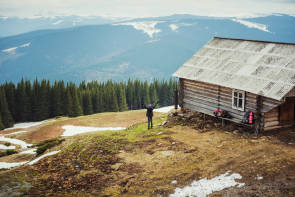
0;14;295;83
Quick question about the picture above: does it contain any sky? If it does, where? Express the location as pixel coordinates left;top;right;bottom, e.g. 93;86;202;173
0;0;294;18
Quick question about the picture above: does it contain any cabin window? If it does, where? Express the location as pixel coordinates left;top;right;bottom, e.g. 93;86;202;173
232;89;245;111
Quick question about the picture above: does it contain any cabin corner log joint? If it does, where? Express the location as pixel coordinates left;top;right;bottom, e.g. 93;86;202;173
173;37;295;131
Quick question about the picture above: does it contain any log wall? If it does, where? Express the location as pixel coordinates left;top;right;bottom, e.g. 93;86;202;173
263;107;280;130
180;78;284;130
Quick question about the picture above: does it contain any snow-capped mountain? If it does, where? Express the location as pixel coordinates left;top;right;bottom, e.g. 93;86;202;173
0;14;294;83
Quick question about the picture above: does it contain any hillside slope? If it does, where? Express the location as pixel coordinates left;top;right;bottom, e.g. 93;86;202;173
0;109;295;196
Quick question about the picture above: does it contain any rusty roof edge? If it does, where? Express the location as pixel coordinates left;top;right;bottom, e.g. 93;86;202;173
213;36;295;46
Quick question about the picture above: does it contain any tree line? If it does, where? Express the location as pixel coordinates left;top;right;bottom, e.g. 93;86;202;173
0;78;178;130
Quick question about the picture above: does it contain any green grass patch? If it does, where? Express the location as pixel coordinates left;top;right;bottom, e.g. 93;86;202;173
0;149;18;157
4;142;11;146
35;138;65;155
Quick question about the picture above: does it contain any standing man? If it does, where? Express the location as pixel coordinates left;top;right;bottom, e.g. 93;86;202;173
143;102;158;129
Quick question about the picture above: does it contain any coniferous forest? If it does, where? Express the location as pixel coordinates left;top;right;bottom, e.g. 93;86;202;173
0;78;179;130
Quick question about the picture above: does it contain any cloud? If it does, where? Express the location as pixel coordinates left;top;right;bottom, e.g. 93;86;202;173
232;19;270;32
0;0;294;18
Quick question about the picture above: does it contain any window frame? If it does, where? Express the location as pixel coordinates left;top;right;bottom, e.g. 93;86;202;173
232;89;245;111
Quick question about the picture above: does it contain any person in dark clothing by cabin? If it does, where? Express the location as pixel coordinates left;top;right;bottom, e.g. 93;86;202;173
143;102;158;129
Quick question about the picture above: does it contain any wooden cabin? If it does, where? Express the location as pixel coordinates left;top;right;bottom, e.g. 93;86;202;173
173;37;295;132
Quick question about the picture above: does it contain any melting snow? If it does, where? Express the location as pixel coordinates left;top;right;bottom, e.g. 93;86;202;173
0;161;28;169
0;136;32;149
232;19;270;32
28;150;60;165
169;171;245;197
19;148;37;154
4;120;45;130
171;180;178;184
0;144;16;150
257;176;263;180
170;24;179;32
1;42;31;54
61;125;126;137
154;106;177;113
114;21;162;38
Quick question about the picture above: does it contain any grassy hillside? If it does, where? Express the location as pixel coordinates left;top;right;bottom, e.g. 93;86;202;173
0;110;295;196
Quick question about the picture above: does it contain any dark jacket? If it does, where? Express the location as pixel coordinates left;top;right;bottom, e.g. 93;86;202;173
144;103;158;117
146;107;153;117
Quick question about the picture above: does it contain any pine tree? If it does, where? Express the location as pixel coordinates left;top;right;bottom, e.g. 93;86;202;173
0;87;14;128
0;113;5;130
25;80;33;120
150;83;158;106
133;80;142;109
4;82;16;120
31;78;40;121
92;89;103;113
105;81;119;112
118;83;128;111
16;78;31;122
126;79;134;110
82;90;93;115
142;81;151;106
51;81;63;117
71;87;83;117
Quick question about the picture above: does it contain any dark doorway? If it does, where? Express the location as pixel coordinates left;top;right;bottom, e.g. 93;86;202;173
279;97;295;125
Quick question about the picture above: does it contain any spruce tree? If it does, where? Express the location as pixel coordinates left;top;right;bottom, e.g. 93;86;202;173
64;89;73;116
71;87;83;117
126;79;134;110
118;83;128;111
4;82;16;120
51;81;63;117
82;90;93;115
150;83;158;106
0;113;5;130
16;79;30;122
142;81;151;105
0;87;14;128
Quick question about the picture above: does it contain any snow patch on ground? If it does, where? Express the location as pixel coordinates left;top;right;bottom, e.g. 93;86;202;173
169;171;245;197
170;24;179;32
1;42;31;54
0;150;59;169
28;150;60;165
114;21;162;38
0;161;28;169
232;19;270;32
61;125;126;137
257;176;263;180
171;180;178;184
19;148;37;154
154;106;177;113
4;121;45;130
0;136;32;149
0;144;16;150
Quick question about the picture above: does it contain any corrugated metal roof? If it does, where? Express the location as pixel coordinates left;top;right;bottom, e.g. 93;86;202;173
173;37;295;101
